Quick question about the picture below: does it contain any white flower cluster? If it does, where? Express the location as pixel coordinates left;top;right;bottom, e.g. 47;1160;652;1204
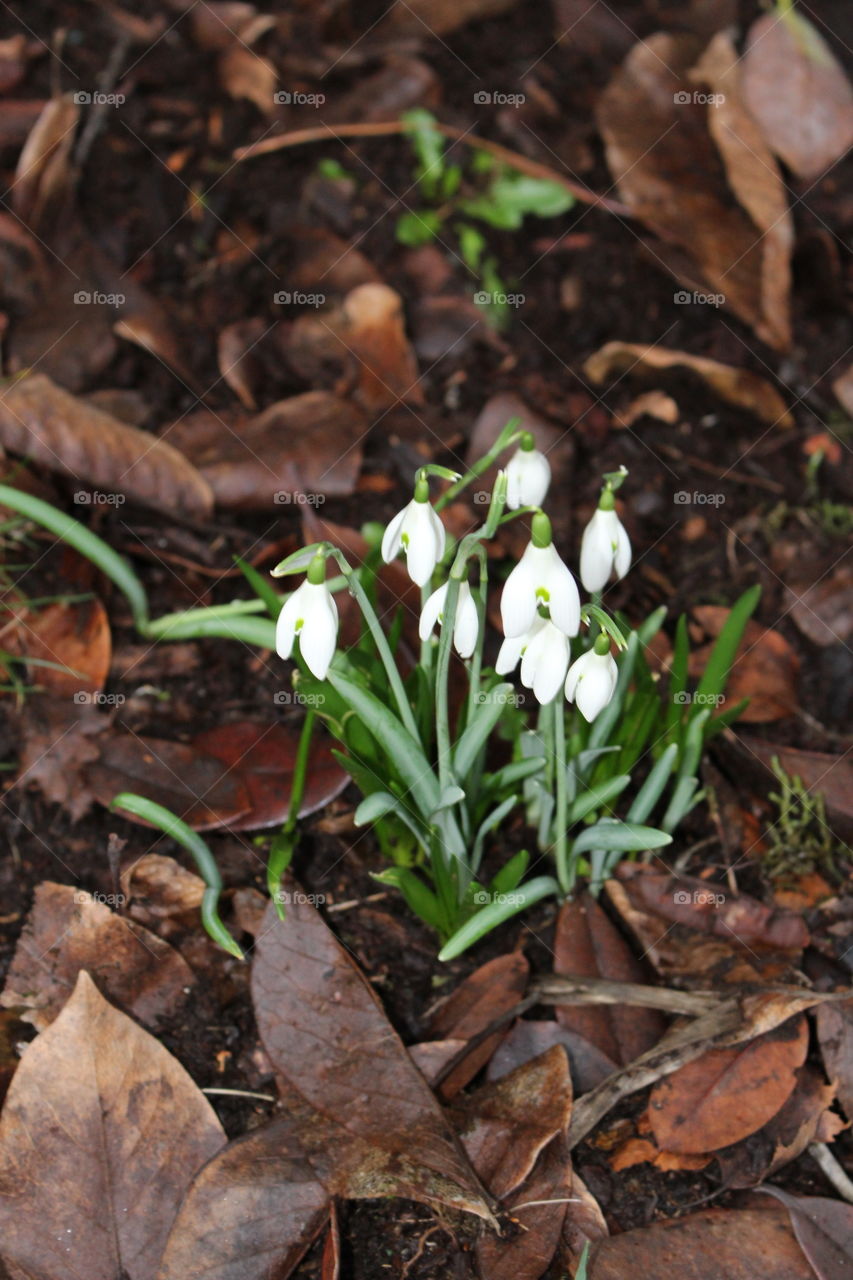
276;439;632;722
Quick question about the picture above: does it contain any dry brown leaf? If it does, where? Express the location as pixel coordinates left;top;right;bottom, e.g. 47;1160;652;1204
759;1187;853;1280
553;894;665;1066
336;283;423;411
690;610;800;722
120;853;206;923
12;95;79;230
0;373;213;517
218;44;276;115
216;317;267;409
816;1000;853;1122
648;1014;809;1154
487;1018;617;1095
784;566;853;649
736;739;853;827
743;11;853;181
584;342;793;426
0;972;225;1280
425;952;530;1098
475;1137;574;1280
0;883;195;1032
597;34;792;349
21;598;111;696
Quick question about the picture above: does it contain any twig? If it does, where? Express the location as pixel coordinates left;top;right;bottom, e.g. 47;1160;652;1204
202;1087;277;1103
809;1142;853;1203
535;975;721;1016
234;121;631;217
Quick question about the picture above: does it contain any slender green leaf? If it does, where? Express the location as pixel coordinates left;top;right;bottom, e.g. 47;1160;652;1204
696;584;761;702
627;743;678;823
572;820;672;856
490;848;530;895
471;794;517;873
234;555;282;620
438;876;561;960
452;683;515;781
568;775;631;824
372;867;444;931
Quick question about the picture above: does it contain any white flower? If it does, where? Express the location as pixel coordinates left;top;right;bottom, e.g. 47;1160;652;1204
276;579;338;679
381;495;446;587
496;617;570;704
505;443;551;510
501;540;580;639
564;646;618;722
419;581;479;659
580;506;631;594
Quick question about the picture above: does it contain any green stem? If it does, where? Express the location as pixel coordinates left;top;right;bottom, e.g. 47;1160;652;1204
434;574;461;790
435;418;522;511
267;708;317;914
553;699;570;893
327;547;419;740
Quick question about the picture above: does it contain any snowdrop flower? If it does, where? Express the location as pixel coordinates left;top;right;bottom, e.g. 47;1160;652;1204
500;512;580;640
381;476;446;588
505;433;551;510
564;634;618;722
275;553;338;680
498;615;571;704
580;480;631;594
419;580;479;659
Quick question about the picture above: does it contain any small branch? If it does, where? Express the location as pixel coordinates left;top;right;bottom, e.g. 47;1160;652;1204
809;1142;853;1203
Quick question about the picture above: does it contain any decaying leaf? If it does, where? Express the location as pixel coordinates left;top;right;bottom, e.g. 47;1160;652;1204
0;374;213;517
648;1014;809;1154
487;1018;617;1095
20;598;111;696
742;11;853;181
476;1137;575;1280
584;343;793;427
760;1187;853;1280
816;1000;853;1121
0;883;195;1031
0;972;225;1280
689;610;800;722
12;95;79;230
120;853;206;924
553;894;665;1066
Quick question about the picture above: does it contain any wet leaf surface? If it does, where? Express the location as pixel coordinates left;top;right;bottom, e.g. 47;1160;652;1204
0;972;225;1280
760;1188;853;1280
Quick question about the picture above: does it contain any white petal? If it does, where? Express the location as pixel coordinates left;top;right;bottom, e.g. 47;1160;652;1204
403;501;441;587
495;633;525;674
579;509;614;593
453;586;479;659
575;658;615;722
275;582;308;660
298;583;338;679
427;504;446;562
541;544;580;636
381;504;408;563
564;650;589;704
419;582;448;642
519;450;551;507
504;454;525;510
500;546;539;638
521;621;569;704
613;518;631;581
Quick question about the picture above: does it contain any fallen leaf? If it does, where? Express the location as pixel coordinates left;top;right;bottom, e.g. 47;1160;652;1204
12;95;79;231
476;1137;574;1280
16;695;108;821
166;391;367;509
453;1046;572;1199
584;343;793;427
760;1187;853;1280
376;0;521;38
0;883;195;1031
120;853;206;923
742;11;853;181
487;1018;617;1095
736;740;853;827
609;1134;710;1173
690;611;800;722
587;1207;814;1279
597;34;792;349
334;283;423;412
217;318;267;408
816;1000;853;1122
648;1014;809;1153
21;598;111;696
561;1168;608;1273
250;892;494;1220
620;390;679;426
0;374;213;518
0;972;225;1280
785;566;853;648
218;44;276;115
553;894;665;1066
425;953;530;1098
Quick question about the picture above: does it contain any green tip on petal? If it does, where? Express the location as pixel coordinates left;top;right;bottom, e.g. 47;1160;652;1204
598;486;615;511
593;632;611;655
520;431;536;452
531;510;552;548
414;474;430;503
306;552;327;585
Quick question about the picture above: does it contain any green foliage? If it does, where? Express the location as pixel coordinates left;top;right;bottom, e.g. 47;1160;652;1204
762;758;839;886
